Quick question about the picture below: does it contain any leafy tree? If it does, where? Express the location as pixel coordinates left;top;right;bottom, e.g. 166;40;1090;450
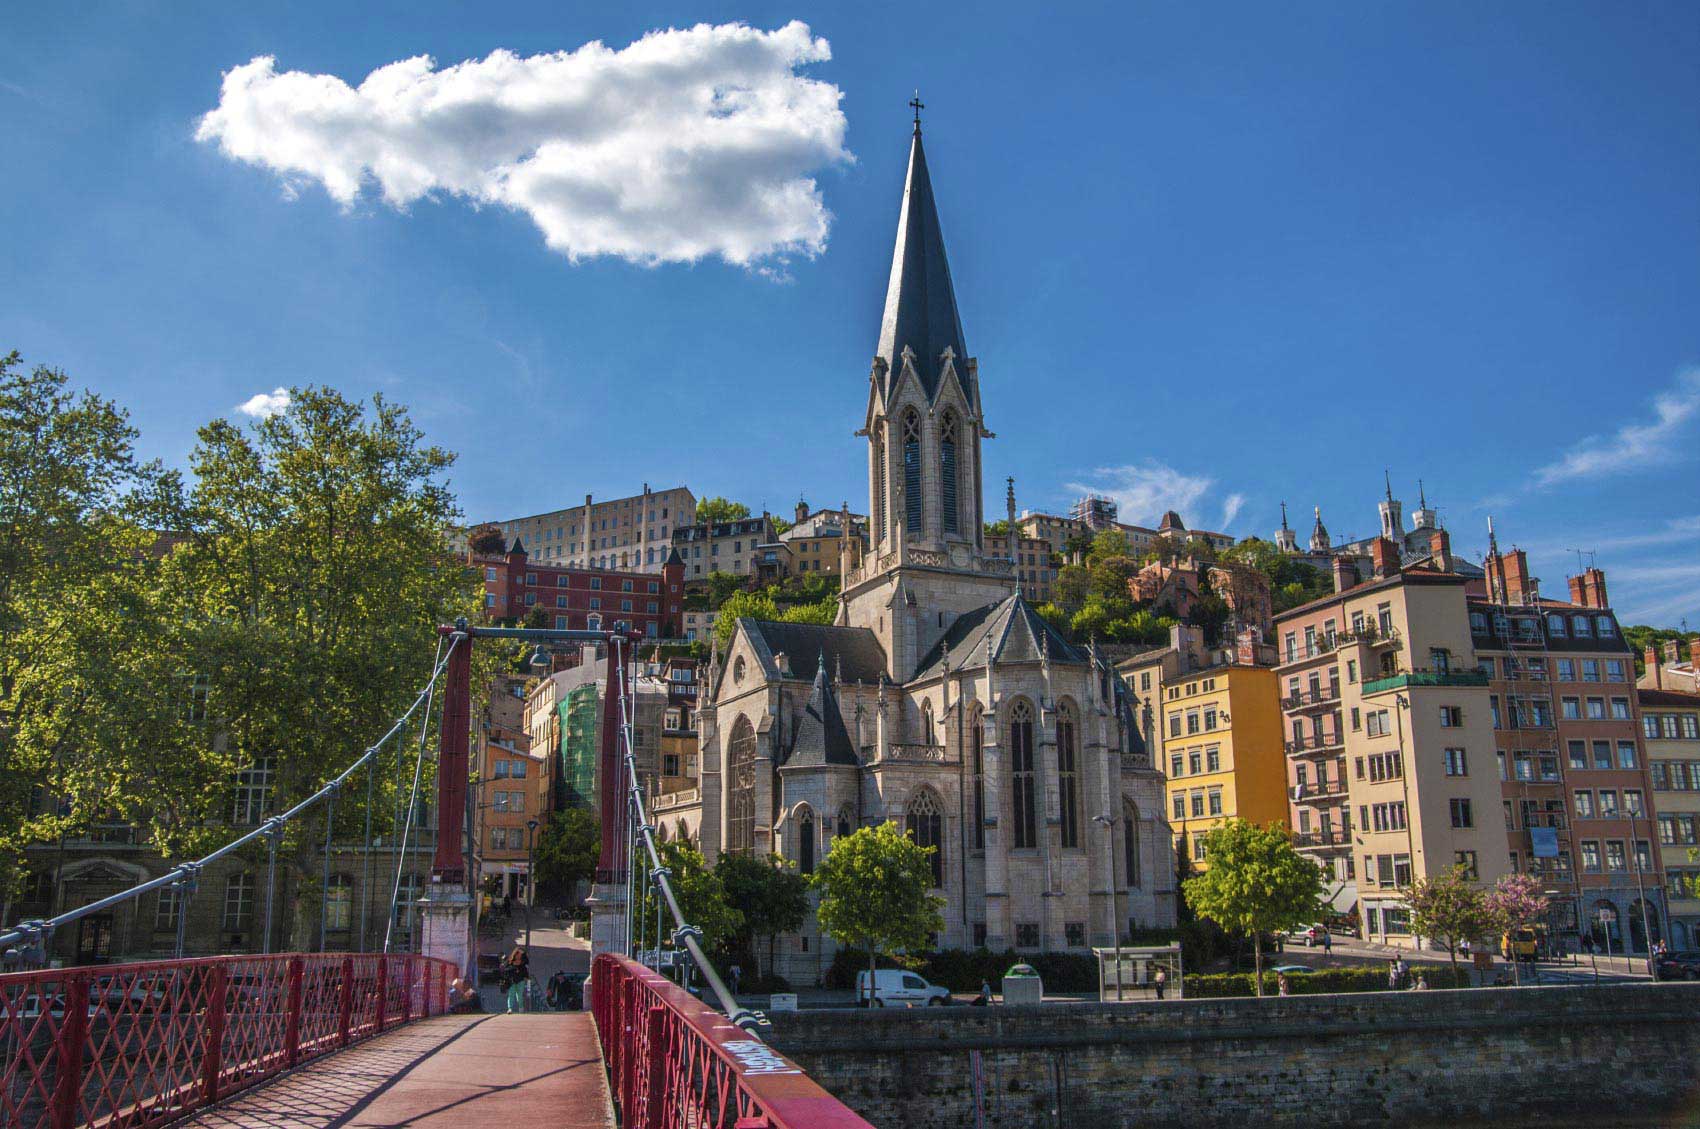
1405;864;1492;982
714;590;781;647
534;808;599;901
716;852;810;977
694;497;751;524
1062;530;1096;560
1624;624;1699;676
467;524;507;555
1181;819;1324;996
811;822;944;1004
1484;873;1550;986
771;516;794;536
523;605;550;629
779;598;836;628
983;519;1010;538
703;570;750;611
635;839;742;952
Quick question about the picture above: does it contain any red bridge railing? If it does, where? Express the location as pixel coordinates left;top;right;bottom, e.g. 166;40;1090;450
591;953;874;1129
0;952;458;1129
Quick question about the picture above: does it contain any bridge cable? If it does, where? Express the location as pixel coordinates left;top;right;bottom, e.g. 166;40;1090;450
0;636;461;957
385;633;449;954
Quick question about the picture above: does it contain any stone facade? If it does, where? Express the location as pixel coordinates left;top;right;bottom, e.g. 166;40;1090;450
767;984;1700;1129
691;122;1173;985
468;483;695;570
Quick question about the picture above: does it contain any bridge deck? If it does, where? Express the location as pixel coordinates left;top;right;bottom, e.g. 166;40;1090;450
179;1012;613;1129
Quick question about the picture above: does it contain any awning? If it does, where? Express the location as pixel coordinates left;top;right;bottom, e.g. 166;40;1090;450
1324;880;1359;915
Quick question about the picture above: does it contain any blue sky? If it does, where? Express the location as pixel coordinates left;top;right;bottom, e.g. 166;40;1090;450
3;2;1697;625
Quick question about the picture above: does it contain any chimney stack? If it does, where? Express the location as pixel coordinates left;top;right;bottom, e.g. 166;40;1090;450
1370;537;1401;580
1569;567;1609;608
1665;640;1681;665
1500;549;1537;604
1332;556;1358;594
1646;645;1663;690
1428;528;1452;572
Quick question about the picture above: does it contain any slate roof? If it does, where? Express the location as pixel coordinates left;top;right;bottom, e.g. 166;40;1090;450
912;593;1085;680
740;619;888;685
782;658;861;768
876;128;967;403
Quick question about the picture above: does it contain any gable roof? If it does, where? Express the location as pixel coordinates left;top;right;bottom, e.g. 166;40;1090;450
912;593;1085;680
740;619;888;685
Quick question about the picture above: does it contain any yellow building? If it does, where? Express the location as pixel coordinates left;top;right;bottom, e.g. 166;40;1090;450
1119;626;1289;871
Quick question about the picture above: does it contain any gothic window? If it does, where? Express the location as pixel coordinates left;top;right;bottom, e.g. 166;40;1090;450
727;717;757;854
1058;701;1081;849
906;789;944;887
902;410;923;535
1010;699;1037;849
970;705;985;850
797;808;816;874
921;700;935;744
873;428;886;544
1123;800;1142;888
940;412;959;534
837;805;853;840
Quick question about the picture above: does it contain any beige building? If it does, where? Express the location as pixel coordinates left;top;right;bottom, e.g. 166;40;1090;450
779;503;868;578
1274;544;1511;944
1641;686;1700;948
672;513;779;580
984;528;1057;602
474;484;696;571
475;671;549;901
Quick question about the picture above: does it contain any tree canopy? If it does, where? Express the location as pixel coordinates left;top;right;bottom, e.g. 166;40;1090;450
1405;863;1493;980
811;822;944;994
716;852;810;976
694;497;751;524
636;840;742;952
1181;819;1324;995
534;808;599;900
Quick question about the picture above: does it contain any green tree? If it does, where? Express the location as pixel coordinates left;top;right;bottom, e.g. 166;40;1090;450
716;852;810;978
811;822;944;1004
467;524;507;555
1182;819;1324;996
534;808;599;901
694;497;751;524
704;570;749;610
779;598;836;628
636;839;742;952
983;519;1010;538
714;589;781;647
1405;864;1492;982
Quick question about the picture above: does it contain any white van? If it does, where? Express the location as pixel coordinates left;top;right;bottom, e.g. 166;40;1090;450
854;969;952;1007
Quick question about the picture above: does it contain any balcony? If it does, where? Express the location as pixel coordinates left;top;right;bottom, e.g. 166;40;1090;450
1282;686;1342;712
878;742;956;765
1362;668;1490;695
1285;734;1345;757
1279;638;1339;668
1293;829;1351;849
1291;780;1348;802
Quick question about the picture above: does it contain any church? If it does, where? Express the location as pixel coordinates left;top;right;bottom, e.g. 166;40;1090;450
693;115;1176;982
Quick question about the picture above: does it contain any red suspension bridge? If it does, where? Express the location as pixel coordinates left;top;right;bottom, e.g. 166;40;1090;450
0;623;875;1128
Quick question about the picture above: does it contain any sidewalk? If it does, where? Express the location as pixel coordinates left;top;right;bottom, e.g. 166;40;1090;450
478;911;592;1013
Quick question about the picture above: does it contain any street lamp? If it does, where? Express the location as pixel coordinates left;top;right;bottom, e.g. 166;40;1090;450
526;818;540;949
1092;813;1123;1001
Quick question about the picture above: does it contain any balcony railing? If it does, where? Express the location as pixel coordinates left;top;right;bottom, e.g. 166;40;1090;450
1285;734;1344;756
879;742;954;764
1293;829;1351;849
1362;669;1490;695
1282;686;1342;711
1292;780;1348;801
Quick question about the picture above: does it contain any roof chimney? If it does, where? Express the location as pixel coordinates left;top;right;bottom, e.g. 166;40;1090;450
1370;537;1401;580
1500;549;1536;604
1665;640;1681;665
1646;645;1663;690
1690;641;1700;693
1584;567;1607;609
1428;528;1452;572
1332;556;1358;594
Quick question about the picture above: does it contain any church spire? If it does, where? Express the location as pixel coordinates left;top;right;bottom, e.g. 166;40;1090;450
876;111;967;402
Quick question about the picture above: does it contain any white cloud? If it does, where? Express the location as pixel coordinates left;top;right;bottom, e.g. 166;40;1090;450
195;22;850;268
1066;461;1215;528
1220;492;1246;530
235;387;291;419
1534;367;1700;487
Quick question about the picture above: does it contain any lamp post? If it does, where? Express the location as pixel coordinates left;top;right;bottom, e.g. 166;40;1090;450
1092;813;1122;1001
526;818;540;950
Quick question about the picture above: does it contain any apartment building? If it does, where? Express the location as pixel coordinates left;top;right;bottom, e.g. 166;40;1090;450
475;671;549;901
1118;626;1287;872
778;503;868;577
476;539;685;640
1018;509;1234;564
474;484;696;571
1469;559;1666;952
1639;683;1700;948
525;645;669;811
984;528;1058;602
1274;540;1511;945
1640;639;1700;695
672;514;779;579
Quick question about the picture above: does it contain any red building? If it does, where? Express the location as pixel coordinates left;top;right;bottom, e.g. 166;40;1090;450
475;539;685;640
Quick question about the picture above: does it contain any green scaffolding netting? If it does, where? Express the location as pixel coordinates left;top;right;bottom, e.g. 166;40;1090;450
558;683;600;809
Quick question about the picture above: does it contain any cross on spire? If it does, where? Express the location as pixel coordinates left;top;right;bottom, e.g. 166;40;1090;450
909;90;925;133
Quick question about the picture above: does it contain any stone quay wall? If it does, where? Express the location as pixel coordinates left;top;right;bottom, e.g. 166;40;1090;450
765;984;1700;1129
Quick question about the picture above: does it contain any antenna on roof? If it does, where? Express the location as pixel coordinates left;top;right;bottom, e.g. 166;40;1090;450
1566;548;1597;574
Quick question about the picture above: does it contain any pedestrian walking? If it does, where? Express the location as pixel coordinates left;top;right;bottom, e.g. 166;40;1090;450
1387;958;1400;990
1277;973;1290;997
1322;929;1332;955
973;979;993;1007
501;946;531;1014
1153;967;1167;1000
729;963;742;996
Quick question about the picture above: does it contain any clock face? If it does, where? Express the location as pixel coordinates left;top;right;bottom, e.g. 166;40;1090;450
950;544;970;568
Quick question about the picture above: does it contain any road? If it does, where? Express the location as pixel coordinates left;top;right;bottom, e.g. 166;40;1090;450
478;910;592;1013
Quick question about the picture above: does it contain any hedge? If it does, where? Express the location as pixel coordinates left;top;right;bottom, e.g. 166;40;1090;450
1183;965;1472;998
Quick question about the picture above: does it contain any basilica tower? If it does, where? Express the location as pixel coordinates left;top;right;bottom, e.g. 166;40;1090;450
842;112;1017;678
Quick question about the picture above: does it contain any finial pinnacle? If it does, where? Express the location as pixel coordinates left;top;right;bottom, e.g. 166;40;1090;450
1384;468;1393;503
909;90;924;133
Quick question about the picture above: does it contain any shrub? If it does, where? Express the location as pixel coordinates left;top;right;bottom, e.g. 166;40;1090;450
1183;965;1471;998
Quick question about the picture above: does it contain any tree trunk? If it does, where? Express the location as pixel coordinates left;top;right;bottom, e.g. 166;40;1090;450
1253;932;1264;997
867;945;877;1007
1448;939;1459;987
768;933;777;985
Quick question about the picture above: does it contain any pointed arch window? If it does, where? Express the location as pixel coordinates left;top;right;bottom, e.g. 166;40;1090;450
939;412;959;533
970;705;985;850
727;717;757;854
921;700;935;744
1123;799;1142;888
906;789;944;887
902;410;923;534
1058;701;1081;849
797;808;816;874
837;805;853;840
1010;700;1037;849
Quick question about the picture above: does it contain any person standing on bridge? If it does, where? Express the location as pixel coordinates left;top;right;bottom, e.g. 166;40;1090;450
501;946;531;1014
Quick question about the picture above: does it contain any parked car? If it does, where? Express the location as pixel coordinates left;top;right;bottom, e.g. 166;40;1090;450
1501;927;1541;961
1268;965;1312;976
1287;924;1330;947
1653;950;1700;981
854;969;951;1007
